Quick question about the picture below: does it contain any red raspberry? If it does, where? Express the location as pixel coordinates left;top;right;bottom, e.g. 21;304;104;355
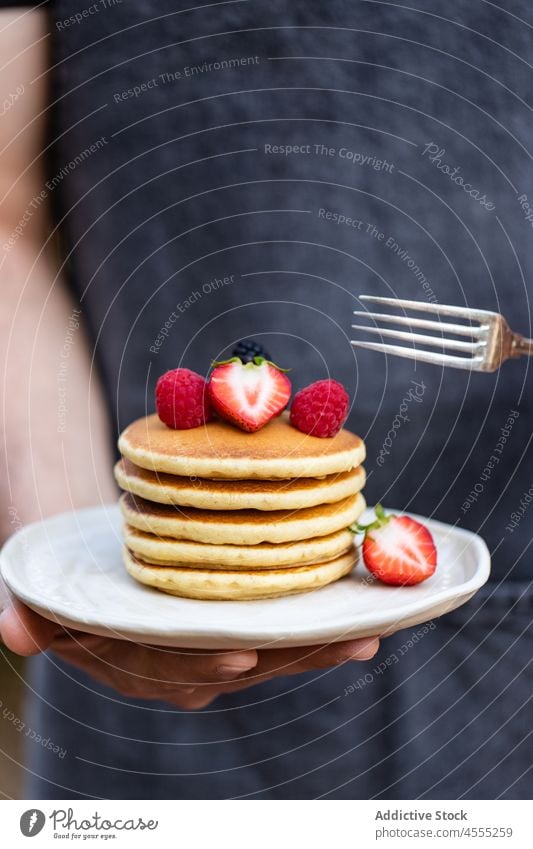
289;379;349;438
155;368;212;429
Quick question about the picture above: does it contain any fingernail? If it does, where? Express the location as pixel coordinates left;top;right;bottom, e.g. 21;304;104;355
0;608;13;650
215;663;251;679
214;651;257;679
343;638;380;659
177;686;197;694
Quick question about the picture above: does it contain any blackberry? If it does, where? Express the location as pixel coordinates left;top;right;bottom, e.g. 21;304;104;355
232;339;272;363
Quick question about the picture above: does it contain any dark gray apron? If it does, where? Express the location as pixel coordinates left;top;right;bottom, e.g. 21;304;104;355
26;0;533;798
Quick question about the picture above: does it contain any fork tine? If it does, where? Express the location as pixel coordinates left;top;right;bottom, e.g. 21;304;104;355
359;295;492;322
352;310;488;338
351;324;486;353
350;339;484;370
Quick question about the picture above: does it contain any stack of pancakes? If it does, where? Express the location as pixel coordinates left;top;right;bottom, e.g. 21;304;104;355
115;414;366;600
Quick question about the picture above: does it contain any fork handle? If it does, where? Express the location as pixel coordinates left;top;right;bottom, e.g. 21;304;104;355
511;333;533;358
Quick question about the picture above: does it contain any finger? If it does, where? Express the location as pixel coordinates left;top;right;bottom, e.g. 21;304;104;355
0;602;59;656
162;690;219;710
117;682;199;701
151;647;259;686
218;637;381;687
50;638;203;700
53;634;259;691
183;639;381;699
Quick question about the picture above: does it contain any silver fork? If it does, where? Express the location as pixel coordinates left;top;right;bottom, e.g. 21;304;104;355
351;296;533;372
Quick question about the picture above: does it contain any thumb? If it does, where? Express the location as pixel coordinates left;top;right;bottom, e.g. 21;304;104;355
0;601;58;656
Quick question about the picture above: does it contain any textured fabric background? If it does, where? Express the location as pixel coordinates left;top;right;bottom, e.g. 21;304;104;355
24;0;533;798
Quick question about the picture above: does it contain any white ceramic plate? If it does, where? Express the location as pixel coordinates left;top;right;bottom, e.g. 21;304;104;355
0;504;490;649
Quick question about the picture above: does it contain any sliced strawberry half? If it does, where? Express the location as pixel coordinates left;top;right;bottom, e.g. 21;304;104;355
354;504;437;585
208;357;292;433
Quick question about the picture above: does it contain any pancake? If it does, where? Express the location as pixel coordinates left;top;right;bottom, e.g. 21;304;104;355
120;491;366;545
123;547;357;600
118;413;365;479
114;458;366;511
123;524;355;569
